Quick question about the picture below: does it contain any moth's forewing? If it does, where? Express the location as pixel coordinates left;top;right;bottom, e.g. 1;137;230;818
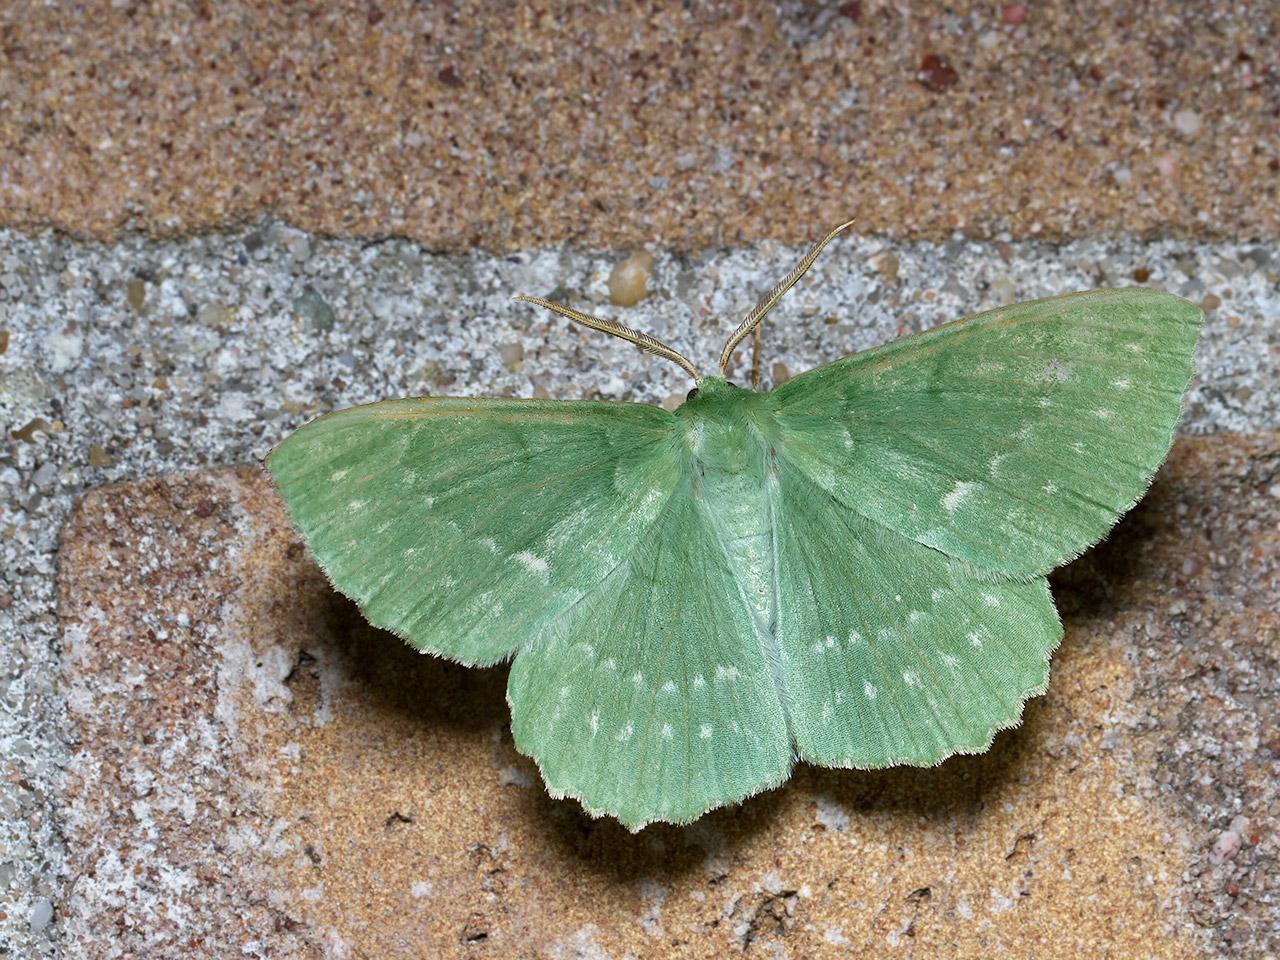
266;397;679;666
770;289;1202;577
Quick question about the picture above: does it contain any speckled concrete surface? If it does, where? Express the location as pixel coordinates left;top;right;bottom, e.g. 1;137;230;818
0;2;1277;249
2;227;1278;956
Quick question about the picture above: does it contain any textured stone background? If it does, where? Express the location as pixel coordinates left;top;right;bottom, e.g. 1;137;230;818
0;1;1276;248
0;2;1277;957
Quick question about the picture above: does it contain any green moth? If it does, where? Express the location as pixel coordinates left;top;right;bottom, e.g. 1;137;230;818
267;223;1201;830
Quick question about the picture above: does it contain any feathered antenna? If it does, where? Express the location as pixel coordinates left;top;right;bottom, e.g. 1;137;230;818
718;219;857;382
514;295;703;383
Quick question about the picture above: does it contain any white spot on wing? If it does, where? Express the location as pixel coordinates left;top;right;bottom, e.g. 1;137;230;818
661;724;673;740
942;481;976;513
715;665;740;681
615;723;633;742
330;468;349;482
1112;378;1132;390
478;537;499;553
699;724;713;739
590;711;599;736
514;550;549;574
661;680;676;694
863;681;877;699
1036;359;1072;384
693;674;706;688
983;593;1001;607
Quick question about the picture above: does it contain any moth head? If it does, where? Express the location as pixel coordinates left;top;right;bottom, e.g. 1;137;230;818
681;377;738;404
674;377;758;421
512;219;856;391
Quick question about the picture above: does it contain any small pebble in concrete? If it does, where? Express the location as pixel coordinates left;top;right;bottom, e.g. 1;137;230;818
1209;829;1242;865
988;276;1016;304
197;303;236;329
126;279;146;313
869;251;899;284
498;342;524;373
46;328;83;373
29;898;52;933
608;251;655;307
293;286;336;331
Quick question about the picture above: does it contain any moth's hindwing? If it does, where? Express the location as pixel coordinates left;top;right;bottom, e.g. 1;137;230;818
507;473;792;830
771;458;1061;768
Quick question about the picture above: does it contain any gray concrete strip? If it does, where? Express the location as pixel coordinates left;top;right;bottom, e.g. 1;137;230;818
0;226;1276;955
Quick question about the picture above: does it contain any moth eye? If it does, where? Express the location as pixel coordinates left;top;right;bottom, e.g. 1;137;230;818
686;387;700;401
725;381;738;389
